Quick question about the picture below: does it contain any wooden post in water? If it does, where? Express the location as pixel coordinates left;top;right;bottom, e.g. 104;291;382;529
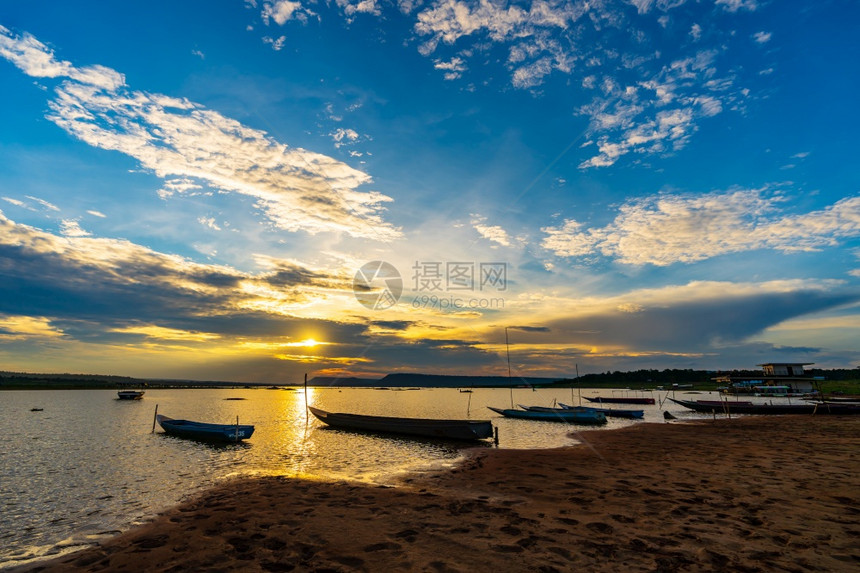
304;373;309;425
506;327;513;408
493;426;499;446
151;404;158;433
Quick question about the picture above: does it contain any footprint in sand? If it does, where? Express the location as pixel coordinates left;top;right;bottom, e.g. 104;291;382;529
585;522;614;535
491;544;524;553
133;535;169;549
363;542;403;552
263;538;288;551
610;514;636;524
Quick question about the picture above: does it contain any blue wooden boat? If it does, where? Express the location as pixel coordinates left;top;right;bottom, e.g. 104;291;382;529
558;402;645;419
156;414;254;442
308;407;493;441
488;406;606;425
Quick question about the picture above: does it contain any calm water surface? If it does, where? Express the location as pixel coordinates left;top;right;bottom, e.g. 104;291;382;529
0;386;709;568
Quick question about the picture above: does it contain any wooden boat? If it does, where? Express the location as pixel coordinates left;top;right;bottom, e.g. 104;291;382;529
584;396;655;405
688;399;753;407
308;407;494;441
519;403;643;420
558;402;645;419
668;398;860;415
156;414;254;442
488;406;606;425
117;390;145;400
804;396;860;403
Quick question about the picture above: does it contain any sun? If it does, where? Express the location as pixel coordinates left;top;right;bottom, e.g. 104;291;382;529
285;338;324;348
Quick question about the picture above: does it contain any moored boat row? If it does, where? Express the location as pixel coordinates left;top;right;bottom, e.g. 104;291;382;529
668;398;860;415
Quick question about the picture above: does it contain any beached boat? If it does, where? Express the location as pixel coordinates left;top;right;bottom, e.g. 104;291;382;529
519;403;643;420
488;406;606;425
687;399;753;407
308;406;494;441
156;414;255;442
557;402;645;419
584;396;655;405
117;390;145;400
668;398;860;415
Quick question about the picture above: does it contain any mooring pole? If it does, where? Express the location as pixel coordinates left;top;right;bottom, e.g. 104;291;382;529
151;404;158;433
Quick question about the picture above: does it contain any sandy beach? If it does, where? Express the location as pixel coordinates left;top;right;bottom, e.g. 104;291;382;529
20;415;860;572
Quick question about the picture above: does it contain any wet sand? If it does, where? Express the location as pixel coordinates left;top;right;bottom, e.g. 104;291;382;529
22;415;860;572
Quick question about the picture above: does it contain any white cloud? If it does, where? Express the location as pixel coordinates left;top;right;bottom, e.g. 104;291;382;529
26;195;60;212
0;27;400;241
2;197;28;208
87;210;107;218
630;0;655;15
434;56;467;80
263;35;287;50
2;195;60;213
413;0;586;81
59;219;91;237
335;0;381;20
753;31;771;44
716;0;758;12
579;49;740;168
330;128;360;147
471;214;513;247
262;0;316;24
511;57;553;89
690;23;702;41
542;189;860;266
198;216;222;231
0;25;124;90
249;0;756;169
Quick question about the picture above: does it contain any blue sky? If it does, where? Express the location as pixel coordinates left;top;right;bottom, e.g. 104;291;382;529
0;0;858;382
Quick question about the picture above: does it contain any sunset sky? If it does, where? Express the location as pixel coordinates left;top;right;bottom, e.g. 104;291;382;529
1;0;858;383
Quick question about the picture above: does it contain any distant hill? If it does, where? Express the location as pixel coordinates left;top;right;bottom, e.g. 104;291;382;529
308;376;382;387
308;373;558;388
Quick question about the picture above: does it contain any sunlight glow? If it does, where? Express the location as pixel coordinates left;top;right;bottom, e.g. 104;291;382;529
284;338;327;348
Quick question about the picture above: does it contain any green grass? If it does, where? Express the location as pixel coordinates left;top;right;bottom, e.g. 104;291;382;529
818;379;860;396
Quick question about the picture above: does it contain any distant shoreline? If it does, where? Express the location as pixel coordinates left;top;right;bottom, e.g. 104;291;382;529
3;368;858;393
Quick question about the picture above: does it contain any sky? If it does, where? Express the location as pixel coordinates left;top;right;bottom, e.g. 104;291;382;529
0;0;858;383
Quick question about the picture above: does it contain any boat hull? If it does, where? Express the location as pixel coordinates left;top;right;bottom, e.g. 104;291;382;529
557;403;644;419
156;414;255;442
584;396;655;405
308;407;494;441
488;406;606;425
669;398;860;415
117;391;145;400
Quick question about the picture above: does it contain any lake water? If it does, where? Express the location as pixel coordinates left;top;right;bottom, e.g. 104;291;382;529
0;386;709;568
